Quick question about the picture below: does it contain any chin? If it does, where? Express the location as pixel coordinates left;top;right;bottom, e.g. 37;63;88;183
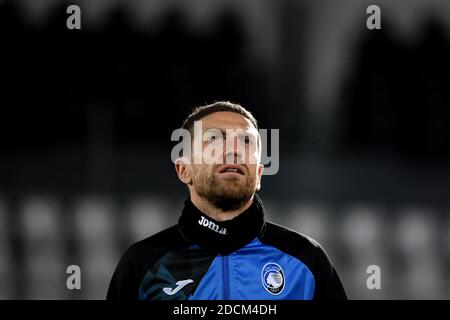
212;196;248;212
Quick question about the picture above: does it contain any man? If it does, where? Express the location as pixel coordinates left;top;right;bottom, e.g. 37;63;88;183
107;101;347;300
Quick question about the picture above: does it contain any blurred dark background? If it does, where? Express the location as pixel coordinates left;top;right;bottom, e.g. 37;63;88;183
0;0;450;299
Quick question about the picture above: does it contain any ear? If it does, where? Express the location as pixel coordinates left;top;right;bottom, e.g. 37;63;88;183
255;163;264;191
175;157;193;185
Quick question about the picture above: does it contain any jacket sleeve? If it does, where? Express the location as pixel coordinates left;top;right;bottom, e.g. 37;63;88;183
312;244;348;300
106;246;140;300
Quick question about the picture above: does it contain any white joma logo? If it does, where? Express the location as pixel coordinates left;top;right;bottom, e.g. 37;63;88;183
198;216;227;235
163;279;194;296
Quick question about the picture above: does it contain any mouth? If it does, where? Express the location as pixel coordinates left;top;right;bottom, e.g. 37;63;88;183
217;164;246;176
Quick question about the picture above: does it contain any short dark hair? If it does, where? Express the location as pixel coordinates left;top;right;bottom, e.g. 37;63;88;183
181;101;259;133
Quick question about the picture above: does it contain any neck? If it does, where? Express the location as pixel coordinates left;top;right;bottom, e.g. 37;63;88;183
189;191;254;222
178;192;265;254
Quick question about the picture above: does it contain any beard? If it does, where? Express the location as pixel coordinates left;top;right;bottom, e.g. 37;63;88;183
193;167;256;212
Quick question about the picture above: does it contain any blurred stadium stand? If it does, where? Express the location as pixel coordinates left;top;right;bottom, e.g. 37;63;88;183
1;0;450;299
20;197;67;299
0;199;13;299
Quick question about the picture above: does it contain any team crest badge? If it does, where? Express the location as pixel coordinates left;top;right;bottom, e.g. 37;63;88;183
261;263;285;295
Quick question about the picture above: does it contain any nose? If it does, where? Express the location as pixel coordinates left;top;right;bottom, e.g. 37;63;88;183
224;135;244;164
224;150;240;164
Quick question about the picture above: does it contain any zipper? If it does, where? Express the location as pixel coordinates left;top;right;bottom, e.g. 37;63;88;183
222;254;230;299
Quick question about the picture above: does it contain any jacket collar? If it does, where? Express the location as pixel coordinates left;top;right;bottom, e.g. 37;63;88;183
178;193;266;254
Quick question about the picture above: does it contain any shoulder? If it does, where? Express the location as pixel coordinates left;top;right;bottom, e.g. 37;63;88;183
107;224;188;300
122;224;187;264
259;222;331;273
260;221;324;253
259;221;347;300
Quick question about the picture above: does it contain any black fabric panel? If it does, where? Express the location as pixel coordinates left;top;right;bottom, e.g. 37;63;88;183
139;247;217;300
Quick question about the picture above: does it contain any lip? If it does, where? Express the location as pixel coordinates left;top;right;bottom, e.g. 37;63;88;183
217;164;246;175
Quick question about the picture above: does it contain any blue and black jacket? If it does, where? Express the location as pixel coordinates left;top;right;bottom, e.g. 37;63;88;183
107;194;347;300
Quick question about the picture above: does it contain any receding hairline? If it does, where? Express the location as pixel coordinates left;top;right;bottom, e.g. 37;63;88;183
181;101;259;133
197;112;259;132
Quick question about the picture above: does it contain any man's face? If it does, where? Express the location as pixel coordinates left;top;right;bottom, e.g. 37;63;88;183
182;111;263;211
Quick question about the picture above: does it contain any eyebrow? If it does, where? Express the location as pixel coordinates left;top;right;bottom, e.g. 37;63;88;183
203;127;255;135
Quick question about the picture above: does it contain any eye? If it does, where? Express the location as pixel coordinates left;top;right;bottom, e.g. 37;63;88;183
239;135;252;145
204;130;223;143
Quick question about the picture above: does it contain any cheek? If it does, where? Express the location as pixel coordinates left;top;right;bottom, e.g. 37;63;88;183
192;165;214;181
248;147;260;165
247;165;259;178
189;166;200;183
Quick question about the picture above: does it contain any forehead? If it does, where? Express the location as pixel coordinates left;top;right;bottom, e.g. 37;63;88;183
200;111;256;132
